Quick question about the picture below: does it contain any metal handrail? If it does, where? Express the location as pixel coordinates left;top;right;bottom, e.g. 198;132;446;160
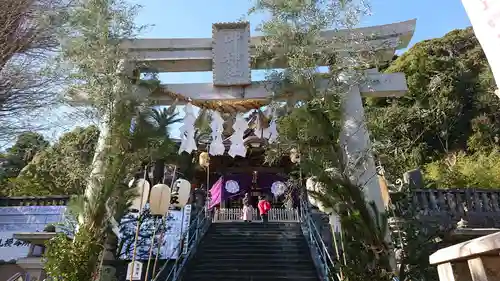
151;207;212;281
152;199;339;281
299;199;340;281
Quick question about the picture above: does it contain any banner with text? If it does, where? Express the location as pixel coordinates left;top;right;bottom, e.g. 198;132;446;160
0;206;66;261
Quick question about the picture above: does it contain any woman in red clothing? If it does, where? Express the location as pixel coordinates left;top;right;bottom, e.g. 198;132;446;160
257;196;271;223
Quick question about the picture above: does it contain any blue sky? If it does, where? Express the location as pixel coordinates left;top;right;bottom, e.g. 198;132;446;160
8;0;472;147
132;0;472;85
129;0;473;138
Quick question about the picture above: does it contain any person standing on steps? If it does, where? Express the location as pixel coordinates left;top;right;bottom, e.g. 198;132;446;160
257;196;271;223
242;193;253;222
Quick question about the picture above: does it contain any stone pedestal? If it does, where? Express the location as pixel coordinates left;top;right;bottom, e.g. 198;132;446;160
430;231;500;281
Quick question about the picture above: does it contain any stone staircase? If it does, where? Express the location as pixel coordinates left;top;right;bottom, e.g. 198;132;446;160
181;222;320;281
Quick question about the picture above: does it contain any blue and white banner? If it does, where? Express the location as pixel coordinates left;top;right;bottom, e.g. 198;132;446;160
0;204;192;262
0;206;66;261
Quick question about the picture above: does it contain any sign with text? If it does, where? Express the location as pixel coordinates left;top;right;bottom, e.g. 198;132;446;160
462;0;500;88
0;206;66;261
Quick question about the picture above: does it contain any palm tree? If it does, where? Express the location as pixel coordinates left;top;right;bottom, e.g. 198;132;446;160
130;106;182;184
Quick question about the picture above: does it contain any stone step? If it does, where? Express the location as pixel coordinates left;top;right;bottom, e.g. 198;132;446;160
199;242;309;249
182;275;319;281
204;235;306;242
209;226;302;232
211;225;302;230
180;223;319;281
205;236;305;241
183;269;318;279
211;223;301;228
190;251;310;260
197;247;309;255
207;232;304;238
212;222;301;226
192;260;317;270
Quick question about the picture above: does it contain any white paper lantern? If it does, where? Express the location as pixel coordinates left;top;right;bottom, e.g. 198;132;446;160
271;181;287;196
305;177;333;214
130;179;150;211
224;180;240;194
149;184;172;215
289;148;300;164
306;177;319;206
199;152;210;168
313;181;333;214
170;179;191;208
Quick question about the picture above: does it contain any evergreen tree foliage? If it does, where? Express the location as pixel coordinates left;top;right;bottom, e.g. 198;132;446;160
40;0;178;280
0;132;49;188
425;149;500;188
366;27;500;180
8;126;100;196
251;0;393;280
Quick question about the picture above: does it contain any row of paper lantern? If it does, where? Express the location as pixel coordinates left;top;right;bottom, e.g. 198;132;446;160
128;178;192;215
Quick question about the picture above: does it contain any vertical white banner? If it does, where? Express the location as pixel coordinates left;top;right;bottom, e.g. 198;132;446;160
462;0;500;88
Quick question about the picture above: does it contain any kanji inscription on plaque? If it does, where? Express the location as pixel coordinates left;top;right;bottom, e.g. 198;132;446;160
212;22;251;86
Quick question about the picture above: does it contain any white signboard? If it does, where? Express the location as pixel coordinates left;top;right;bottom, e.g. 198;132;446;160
462;0;500;88
182;204;192;255
0;206;66;261
126;261;143;281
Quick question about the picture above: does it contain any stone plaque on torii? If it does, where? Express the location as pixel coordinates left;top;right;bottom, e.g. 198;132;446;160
122;19;416;214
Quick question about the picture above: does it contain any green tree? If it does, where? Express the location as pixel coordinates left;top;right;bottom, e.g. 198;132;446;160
366;27;500;180
425;150;500;189
0;132;49;181
251;0;393;280
8;126;100;196
41;0;163;279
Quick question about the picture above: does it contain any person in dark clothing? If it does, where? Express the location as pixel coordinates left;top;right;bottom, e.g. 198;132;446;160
257;196;271;223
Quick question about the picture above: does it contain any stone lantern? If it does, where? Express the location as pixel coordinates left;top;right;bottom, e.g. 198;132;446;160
12;228;58;281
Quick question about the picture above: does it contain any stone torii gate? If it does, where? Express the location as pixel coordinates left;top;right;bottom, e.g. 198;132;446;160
123;19;416;213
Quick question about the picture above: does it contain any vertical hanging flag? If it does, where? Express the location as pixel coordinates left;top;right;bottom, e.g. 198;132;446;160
208;177;223;209
462;0;500;91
